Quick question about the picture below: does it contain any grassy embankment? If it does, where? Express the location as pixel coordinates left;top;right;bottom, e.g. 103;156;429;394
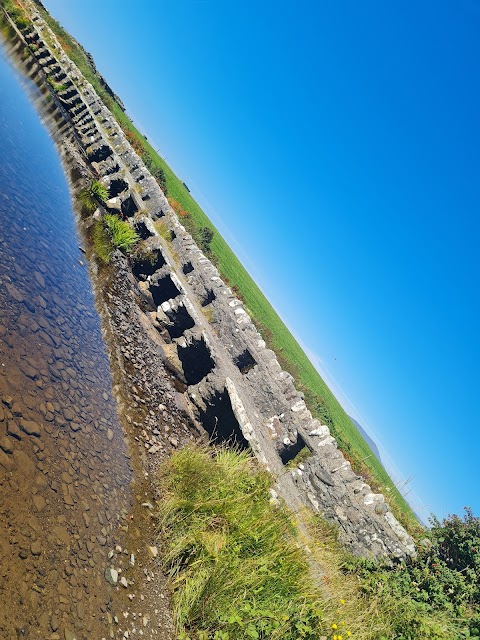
32;3;416;530
158;446;479;640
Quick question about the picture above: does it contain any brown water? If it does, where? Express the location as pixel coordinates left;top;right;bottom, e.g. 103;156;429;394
0;30;133;640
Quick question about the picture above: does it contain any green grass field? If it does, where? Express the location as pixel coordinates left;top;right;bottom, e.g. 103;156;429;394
36;5;418;529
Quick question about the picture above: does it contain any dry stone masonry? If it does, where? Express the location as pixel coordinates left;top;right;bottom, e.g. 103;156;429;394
18;1;415;560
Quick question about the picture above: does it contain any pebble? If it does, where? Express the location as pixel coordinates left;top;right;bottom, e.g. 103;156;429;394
19;419;41;437
7;419;22;440
34;271;46;287
0;435;13;454
2;395;13;408
104;567;118;585
33;494;46;511
31;540;42;556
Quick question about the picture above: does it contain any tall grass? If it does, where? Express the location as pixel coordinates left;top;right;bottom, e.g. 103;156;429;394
104;214;139;253
92;215;139;263
78;179;109;212
157;447;478;640
156;446;325;640
92;219;112;264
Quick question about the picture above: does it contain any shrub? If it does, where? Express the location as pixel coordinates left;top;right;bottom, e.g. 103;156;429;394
104;214;139;253
431;508;480;578
2;0;30;30
156;446;325;640
78;180;109;212
197;226;214;254
338;510;480;639
125;129;144;155
169;198;189;218
142;152;168;194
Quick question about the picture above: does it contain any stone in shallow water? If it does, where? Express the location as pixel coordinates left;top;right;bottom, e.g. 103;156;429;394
5;282;24;302
34;271;45;287
0;435;13;454
7;420;22;440
13;449;35;477
19;419;41;437
19;360;37;379
0;449;15;470
2;395;13;408
53;525;70;546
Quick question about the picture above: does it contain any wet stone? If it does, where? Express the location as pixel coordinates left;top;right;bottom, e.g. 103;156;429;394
0;449;15;470
34;271;45;287
19;419;41;437
19;360;37;379
0;435;14;454
7;419;22;440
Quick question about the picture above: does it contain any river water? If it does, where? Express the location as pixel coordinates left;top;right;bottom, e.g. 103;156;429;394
0;31;133;640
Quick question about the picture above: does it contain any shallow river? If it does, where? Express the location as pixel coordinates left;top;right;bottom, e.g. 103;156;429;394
0;33;133;639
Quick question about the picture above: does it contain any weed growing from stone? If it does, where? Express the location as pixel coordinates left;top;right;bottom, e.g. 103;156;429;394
78;179;109;212
103;215;139;253
46;75;69;93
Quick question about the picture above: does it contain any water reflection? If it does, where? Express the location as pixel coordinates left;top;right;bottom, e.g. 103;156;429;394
0;30;131;640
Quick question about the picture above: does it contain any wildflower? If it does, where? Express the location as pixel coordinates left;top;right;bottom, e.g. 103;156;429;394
332;623;338;629
347;633;352;638
338;636;343;640
340;598;345;605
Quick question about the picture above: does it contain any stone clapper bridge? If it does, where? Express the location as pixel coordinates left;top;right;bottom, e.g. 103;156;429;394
15;1;415;560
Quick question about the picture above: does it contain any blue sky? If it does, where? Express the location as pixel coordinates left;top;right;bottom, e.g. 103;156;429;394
42;0;480;521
